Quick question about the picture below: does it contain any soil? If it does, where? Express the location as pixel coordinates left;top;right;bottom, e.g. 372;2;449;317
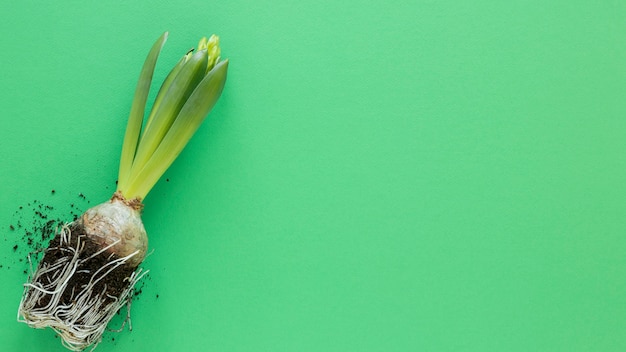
33;223;138;309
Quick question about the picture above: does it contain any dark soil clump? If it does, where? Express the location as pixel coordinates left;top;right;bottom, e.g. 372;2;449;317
33;223;137;310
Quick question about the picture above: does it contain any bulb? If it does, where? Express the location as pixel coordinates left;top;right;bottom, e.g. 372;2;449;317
80;195;148;267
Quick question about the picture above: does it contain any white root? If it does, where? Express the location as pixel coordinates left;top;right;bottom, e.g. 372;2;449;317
18;224;148;351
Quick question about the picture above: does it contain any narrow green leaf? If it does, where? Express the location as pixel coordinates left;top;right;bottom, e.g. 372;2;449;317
127;49;209;185
126;59;229;199
117;32;168;196
144;51;191;133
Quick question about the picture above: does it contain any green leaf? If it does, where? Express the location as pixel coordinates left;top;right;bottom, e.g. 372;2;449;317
143;51;192;133
126;59;229;200
127;49;209;186
117;32;168;196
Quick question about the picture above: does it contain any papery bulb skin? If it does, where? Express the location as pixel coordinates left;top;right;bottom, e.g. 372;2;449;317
80;194;147;267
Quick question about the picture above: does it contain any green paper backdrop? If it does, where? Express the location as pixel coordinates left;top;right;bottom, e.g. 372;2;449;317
1;1;626;351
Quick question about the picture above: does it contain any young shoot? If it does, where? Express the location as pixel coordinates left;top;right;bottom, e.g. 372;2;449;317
18;32;228;351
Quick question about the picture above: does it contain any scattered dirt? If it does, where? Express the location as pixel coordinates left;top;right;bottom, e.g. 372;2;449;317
4;197;80;275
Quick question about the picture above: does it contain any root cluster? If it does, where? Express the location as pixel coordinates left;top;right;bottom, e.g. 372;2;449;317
18;224;146;351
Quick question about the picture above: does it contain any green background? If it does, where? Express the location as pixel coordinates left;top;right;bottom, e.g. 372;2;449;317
1;1;626;351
